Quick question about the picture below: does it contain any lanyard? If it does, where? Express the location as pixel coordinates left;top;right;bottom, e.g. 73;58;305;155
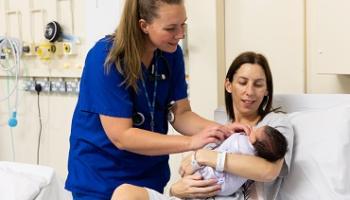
140;62;158;132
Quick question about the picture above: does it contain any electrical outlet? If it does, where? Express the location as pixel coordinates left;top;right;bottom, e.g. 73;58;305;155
23;77;82;94
35;79;50;92
23;79;36;92
66;79;78;94
75;80;80;94
51;79;66;93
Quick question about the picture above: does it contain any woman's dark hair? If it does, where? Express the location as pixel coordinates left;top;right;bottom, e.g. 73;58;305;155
225;51;273;121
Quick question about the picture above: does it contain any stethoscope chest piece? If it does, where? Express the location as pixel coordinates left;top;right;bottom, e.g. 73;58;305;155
167;100;176;123
167;111;175;123
133;112;145;126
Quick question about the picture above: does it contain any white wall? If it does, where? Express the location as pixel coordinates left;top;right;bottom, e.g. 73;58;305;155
0;0;122;180
186;0;224;119
223;0;350;95
1;0;350;195
0;91;76;179
306;0;350;93
224;0;305;94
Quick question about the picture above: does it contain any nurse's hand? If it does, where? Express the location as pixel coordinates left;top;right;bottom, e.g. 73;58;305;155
170;173;221;199
225;122;252;135
189;125;228;150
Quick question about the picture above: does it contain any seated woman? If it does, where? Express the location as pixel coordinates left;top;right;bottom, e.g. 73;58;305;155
112;51;294;200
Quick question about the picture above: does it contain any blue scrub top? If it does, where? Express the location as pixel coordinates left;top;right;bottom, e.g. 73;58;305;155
65;37;188;199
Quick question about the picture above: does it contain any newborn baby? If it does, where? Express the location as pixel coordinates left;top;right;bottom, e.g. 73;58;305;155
194;125;288;196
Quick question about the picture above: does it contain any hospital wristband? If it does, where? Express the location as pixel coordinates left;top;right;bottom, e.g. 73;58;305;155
215;151;226;172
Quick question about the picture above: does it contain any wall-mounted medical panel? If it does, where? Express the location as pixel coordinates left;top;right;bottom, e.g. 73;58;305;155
0;0;123;79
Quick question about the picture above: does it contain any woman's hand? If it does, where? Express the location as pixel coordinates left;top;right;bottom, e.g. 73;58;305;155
188;125;229;150
170;173;221;199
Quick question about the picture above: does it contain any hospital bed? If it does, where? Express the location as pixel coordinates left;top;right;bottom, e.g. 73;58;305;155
214;94;350;200
0;161;72;200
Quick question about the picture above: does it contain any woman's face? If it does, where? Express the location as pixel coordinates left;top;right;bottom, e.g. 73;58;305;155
140;3;187;53
225;63;268;118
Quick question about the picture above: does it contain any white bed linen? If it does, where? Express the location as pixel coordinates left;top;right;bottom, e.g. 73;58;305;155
0;161;72;200
279;105;350;200
214;94;350;200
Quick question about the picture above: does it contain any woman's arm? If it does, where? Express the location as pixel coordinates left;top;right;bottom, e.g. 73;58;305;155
196;149;284;182
171;99;222;136
100;115;227;156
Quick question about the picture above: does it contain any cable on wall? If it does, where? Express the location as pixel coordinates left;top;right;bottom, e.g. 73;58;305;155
35;84;43;165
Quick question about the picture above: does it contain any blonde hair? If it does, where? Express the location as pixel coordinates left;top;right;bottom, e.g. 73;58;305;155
104;0;183;91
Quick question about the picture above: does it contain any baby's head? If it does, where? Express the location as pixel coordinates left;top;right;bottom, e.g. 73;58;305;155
248;126;288;162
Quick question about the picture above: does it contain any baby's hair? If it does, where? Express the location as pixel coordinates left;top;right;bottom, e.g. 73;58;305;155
253;126;288;162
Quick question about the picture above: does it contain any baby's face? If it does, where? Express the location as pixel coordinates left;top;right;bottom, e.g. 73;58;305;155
248;126;265;144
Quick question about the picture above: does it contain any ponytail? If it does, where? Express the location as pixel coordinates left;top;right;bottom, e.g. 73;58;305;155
105;0;145;91
105;0;183;91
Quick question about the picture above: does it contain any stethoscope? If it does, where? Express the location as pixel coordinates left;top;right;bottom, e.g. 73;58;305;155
133;101;175;126
132;50;175;129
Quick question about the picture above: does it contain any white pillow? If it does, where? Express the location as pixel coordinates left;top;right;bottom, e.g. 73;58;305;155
0;162;53;200
279;105;350;200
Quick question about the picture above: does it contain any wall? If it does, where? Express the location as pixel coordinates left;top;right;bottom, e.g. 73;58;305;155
306;0;350;93
224;0;305;94
186;0;225;119
0;0;122;180
1;0;350;196
223;0;350;95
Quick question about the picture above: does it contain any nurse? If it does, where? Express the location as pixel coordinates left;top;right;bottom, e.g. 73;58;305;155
65;0;238;199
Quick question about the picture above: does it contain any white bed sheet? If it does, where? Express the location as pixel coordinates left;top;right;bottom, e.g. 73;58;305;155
214;94;350;200
0;161;72;200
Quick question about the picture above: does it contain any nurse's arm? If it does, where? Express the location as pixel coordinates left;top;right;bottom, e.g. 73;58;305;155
100;115;221;156
196;149;284;182
171;99;219;136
